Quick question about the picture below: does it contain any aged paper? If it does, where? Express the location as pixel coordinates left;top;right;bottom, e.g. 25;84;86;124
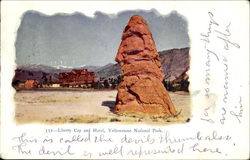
1;1;249;159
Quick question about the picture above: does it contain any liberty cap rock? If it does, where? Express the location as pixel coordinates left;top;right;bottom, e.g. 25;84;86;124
115;15;177;116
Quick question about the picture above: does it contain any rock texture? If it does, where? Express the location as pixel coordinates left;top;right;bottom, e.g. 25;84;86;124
159;48;189;81
115;15;177;116
94;48;190;92
159;48;190;92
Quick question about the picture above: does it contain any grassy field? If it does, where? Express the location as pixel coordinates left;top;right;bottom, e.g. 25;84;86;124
14;90;191;125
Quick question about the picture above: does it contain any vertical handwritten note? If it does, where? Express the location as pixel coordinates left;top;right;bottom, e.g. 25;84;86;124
199;11;243;125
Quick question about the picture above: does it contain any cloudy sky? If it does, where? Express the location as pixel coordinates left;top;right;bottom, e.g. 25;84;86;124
15;9;189;67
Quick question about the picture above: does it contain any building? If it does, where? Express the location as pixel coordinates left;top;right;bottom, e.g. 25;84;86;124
12;69;55;88
23;80;39;88
59;69;95;87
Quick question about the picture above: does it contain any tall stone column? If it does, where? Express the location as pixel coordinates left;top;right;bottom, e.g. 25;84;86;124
115;15;177;116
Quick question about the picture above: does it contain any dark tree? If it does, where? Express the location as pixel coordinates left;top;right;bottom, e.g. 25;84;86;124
104;79;110;88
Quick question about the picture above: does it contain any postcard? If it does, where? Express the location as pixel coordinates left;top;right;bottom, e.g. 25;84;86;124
1;1;249;159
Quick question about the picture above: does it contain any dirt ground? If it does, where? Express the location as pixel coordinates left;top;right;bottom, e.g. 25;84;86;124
14;90;191;124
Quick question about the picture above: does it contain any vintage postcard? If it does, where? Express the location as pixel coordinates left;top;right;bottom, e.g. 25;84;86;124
1;1;249;159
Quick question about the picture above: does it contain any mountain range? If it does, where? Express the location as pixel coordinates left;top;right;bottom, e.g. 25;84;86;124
13;47;190;90
94;47;190;81
16;64;101;73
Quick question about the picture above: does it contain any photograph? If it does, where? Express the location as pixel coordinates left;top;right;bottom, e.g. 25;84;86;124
12;9;191;124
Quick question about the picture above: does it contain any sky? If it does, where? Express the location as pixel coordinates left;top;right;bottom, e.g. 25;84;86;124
15;9;190;67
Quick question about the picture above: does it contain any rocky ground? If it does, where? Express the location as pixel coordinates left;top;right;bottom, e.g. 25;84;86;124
14;90;191;125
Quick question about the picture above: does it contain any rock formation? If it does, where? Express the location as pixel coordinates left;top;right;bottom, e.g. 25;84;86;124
115;15;177;116
159;48;189;82
159;48;190;92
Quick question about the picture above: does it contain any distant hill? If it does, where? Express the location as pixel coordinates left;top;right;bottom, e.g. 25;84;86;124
17;64;60;73
16;64;100;73
94;47;190;91
12;69;58;85
96;48;190;81
13;64;101;84
95;63;120;79
15;47;190;80
159;47;190;81
13;47;190;91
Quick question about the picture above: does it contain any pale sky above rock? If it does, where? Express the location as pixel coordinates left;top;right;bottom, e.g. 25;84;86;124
15;9;190;67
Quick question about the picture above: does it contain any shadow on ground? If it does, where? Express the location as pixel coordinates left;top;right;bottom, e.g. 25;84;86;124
102;101;116;112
